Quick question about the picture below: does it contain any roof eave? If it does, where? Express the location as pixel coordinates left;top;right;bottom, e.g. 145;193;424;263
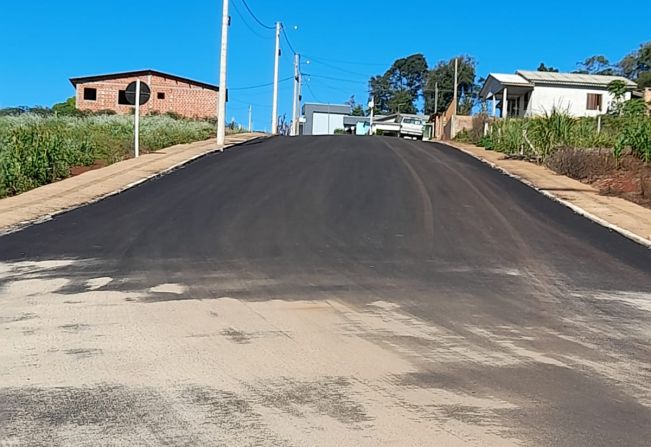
69;69;220;92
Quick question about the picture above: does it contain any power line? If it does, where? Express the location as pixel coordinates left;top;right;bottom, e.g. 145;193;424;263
230;1;271;40
302;73;368;85
238;0;275;30
304;81;322;103
303;57;371;78
303;54;386;68
281;25;298;56
230;76;293;91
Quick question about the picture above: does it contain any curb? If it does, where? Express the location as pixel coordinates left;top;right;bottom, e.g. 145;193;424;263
0;135;265;237
440;141;651;250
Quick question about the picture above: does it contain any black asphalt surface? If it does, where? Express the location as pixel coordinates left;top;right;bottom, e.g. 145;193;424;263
1;135;651;445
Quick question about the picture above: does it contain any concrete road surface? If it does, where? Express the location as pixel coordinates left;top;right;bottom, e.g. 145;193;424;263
1;136;650;446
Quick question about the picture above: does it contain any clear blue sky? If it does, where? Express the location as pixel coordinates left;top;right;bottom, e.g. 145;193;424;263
1;0;650;130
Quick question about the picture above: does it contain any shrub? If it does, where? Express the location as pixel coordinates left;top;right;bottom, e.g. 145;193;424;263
481;108;651;164
0;114;216;197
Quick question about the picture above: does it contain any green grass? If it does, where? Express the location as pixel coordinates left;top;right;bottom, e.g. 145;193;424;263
475;109;651;164
0;114;218;198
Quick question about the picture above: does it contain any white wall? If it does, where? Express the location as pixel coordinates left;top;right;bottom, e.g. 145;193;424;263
312;112;345;135
527;85;632;117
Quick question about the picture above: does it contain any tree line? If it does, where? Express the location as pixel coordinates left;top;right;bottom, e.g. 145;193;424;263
364;41;651;116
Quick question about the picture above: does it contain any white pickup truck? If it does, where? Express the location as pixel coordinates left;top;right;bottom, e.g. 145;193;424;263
399;116;426;139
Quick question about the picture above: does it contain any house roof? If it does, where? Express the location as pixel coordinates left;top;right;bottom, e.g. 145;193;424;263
69;69;219;92
343;116;370;125
490;73;532;86
302;103;351;115
480;70;637;98
374;113;429;123
517;70;637;88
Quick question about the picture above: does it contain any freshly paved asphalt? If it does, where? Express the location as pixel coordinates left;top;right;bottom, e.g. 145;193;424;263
1;136;651;446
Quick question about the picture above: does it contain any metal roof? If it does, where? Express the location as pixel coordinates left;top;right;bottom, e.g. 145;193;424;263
70;69;219;92
343;116;370;125
517;70;637;88
490;73;532;86
301;103;351;115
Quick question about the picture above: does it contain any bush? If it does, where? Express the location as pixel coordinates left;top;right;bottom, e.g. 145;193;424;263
0;114;216;197
481;107;651;164
544;147;614;180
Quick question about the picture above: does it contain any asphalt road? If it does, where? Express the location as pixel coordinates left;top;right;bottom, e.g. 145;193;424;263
1;136;650;446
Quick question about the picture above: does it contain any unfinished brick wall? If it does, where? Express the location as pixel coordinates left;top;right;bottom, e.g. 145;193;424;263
74;73;218;119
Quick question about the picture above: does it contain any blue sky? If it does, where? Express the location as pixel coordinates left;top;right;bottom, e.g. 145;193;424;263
1;0;650;130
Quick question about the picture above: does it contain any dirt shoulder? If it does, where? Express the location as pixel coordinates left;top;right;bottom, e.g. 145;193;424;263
0;133;265;234
443;141;651;248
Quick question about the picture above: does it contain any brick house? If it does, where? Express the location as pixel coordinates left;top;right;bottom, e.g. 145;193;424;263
70;69;220;118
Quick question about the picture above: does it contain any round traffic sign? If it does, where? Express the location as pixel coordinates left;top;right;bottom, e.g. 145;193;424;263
125;81;151;106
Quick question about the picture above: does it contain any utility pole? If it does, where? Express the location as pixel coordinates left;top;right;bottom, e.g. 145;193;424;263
296;70;302;135
271;21;281;135
248;105;252;132
369;97;374;135
434;82;439;114
453;57;459;116
291;53;300;136
217;0;230;148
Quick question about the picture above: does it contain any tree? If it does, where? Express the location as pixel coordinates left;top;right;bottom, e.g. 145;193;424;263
345;95;366;116
637;71;651;89
52;96;77;115
423;56;477;115
369;54;428;114
608;80;628;115
618;41;651;81
369;74;392;114
575;55;615;75
537;62;559;72
388;89;417;114
351;104;366;116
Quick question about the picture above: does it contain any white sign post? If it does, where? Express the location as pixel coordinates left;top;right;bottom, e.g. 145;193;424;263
125;79;150;158
134;79;141;158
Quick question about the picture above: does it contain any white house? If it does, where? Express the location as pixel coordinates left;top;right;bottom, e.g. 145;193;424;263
479;71;637;118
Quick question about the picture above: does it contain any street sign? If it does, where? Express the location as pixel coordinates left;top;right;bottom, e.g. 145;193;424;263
125;81;151;106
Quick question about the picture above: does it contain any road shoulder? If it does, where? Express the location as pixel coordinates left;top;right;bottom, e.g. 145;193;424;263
0;133;266;235
441;141;651;249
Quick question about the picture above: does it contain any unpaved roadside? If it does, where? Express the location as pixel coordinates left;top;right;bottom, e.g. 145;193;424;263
442;140;651;248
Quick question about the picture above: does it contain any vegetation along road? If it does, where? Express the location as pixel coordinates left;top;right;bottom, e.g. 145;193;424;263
1;136;650;446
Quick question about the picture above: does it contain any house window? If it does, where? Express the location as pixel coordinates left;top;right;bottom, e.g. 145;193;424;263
83;88;97;101
157;92;166;100
587;93;603;111
118;90;130;105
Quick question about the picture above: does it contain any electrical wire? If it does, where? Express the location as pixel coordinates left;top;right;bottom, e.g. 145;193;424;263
230;76;293;91
303;57;371;78
281;25;298;56
304;81;322;103
303;54;386;68
230;1;271;40
302;73;368;85
238;0;275;30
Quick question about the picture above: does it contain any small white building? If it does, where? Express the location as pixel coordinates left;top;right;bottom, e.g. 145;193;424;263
301;103;351;135
479;71;636;118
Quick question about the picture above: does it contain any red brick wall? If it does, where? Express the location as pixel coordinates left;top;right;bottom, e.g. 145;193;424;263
75;74;218;119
